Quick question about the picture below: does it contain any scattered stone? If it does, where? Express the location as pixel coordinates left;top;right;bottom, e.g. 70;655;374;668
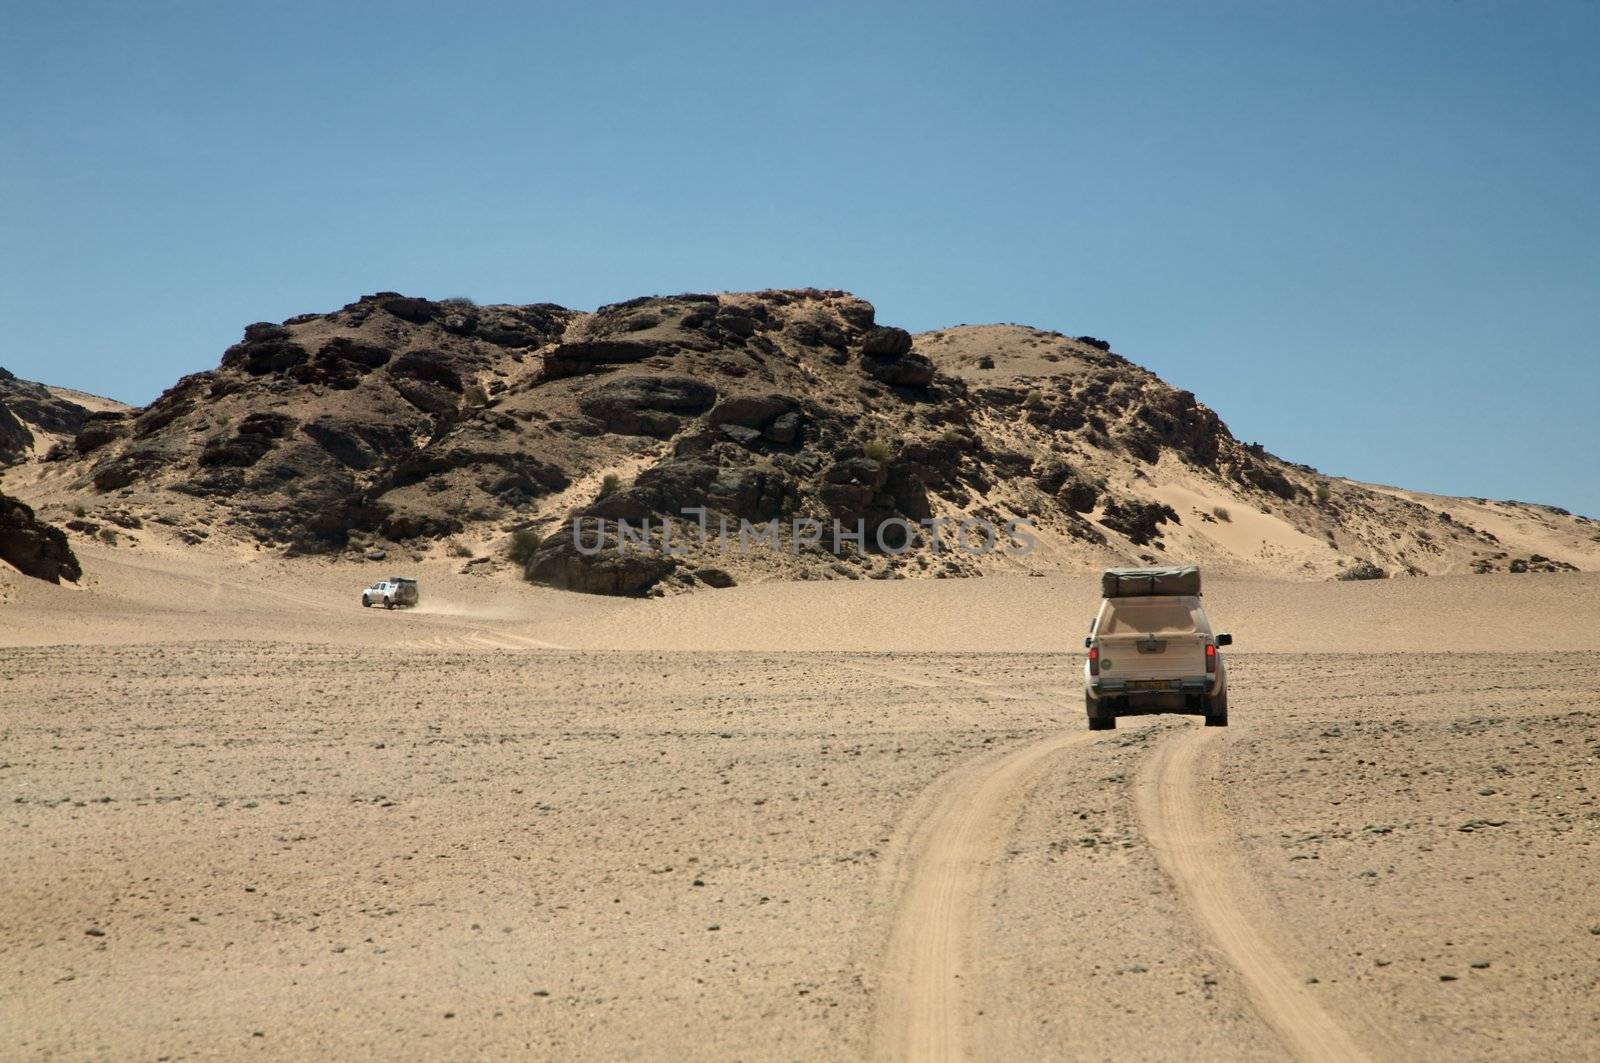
694;567;736;589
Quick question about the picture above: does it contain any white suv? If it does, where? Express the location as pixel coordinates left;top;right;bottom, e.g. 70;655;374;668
1084;567;1231;730
361;577;419;609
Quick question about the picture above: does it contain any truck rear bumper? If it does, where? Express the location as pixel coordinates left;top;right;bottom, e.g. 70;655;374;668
1087;677;1216;716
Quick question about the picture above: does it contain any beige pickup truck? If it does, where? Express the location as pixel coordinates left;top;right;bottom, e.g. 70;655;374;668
1084;566;1231;730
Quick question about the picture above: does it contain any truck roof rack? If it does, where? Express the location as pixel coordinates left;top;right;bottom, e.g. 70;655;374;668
1101;565;1201;597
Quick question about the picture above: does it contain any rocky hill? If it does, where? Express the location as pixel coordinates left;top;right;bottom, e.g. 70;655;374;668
0;368;110;467
4;289;1596;594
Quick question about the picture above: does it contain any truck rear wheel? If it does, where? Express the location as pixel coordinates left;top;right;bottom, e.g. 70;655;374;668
1086;693;1116;730
1203;691;1229;727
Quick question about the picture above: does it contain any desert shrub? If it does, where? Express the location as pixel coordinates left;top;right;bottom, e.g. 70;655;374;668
464;384;489;407
1314;483;1332;503
1023;388;1044;409
447;539;473;558
941;427;964;446
598;472;622;497
72;503;87;518
507;528;542;566
863;439;892;466
98;528;118;545
1212;506;1231;522
440;296;478;309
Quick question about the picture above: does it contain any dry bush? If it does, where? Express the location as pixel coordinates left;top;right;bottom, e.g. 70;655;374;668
508;529;541;566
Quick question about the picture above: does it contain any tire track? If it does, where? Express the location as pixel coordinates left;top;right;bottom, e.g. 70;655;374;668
1135;727;1372;1062
871;726;1099;1062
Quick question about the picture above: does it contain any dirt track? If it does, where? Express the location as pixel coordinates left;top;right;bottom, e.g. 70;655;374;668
1136;729;1370;1062
871;726;1098;1061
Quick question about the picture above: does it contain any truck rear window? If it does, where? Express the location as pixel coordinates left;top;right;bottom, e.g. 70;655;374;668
1101;599;1199;635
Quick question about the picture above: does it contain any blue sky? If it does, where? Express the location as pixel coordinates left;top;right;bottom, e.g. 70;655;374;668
3;1;1597;514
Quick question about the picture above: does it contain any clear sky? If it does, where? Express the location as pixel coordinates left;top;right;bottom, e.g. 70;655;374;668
3;1;1596;515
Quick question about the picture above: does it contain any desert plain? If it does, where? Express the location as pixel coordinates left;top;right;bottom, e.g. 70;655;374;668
2;543;1597;1061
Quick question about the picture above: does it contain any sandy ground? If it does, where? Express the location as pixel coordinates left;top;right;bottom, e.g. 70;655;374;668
3;548;1598;1059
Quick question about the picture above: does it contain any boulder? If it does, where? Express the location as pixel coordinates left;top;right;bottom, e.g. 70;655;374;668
476;322;543;347
378;295;438;324
865;353;936;388
818;456;889;524
1337;560;1388;581
525;533;677;596
835;298;876;331
391;378;460;417
0;490;81;583
714;308;760;338
719;424;764;446
91;447;170;491
577;375;718;437
542;340;663;380
1099;498;1179;546
764;410;801;444
198;413;295;468
221;334;309;376
389;350;463;392
860;327;913;359
586;461;719;523
706;465;797;521
316;337;392;369
694;567;737;588
708;393;798;430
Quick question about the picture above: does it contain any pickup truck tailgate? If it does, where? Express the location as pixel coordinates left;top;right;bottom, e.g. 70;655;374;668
1098;633;1208;681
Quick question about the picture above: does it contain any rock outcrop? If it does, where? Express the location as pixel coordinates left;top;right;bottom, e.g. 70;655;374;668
0;368;96;465
0;490;81;584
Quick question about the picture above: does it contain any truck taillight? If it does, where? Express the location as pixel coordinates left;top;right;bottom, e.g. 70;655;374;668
1205;642;1217;674
1088;645;1100;676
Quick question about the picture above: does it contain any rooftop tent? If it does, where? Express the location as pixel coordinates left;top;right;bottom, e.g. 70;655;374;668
1101;565;1201;598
